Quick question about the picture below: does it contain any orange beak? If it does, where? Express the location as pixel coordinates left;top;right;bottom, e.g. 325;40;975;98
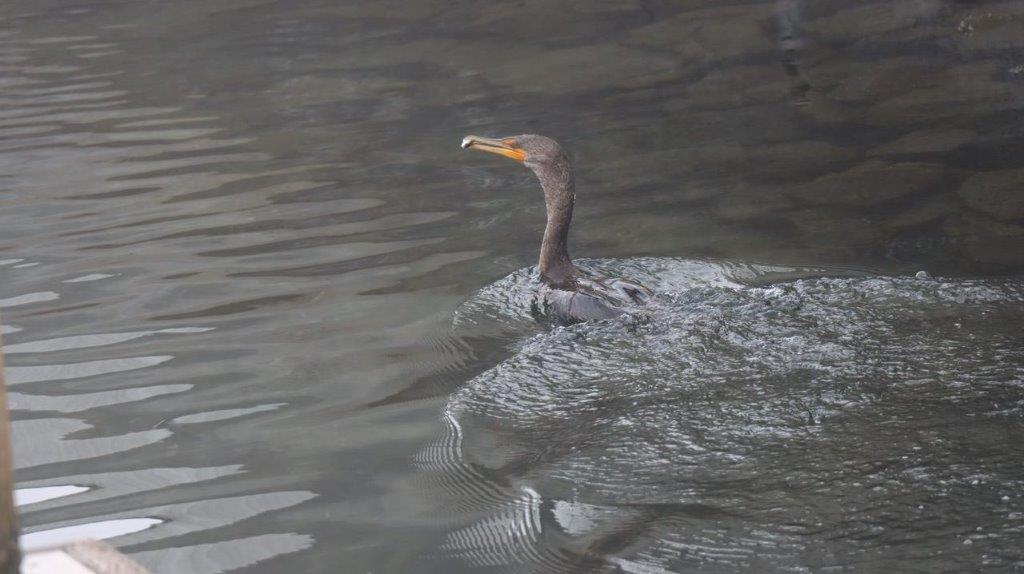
461;135;526;163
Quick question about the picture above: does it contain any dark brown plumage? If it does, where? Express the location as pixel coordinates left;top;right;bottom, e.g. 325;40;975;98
462;134;651;323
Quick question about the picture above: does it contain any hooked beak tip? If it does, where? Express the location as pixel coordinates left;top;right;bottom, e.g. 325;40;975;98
460;135;526;162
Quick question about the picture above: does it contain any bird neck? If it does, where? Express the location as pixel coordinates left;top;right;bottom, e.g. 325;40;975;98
535;160;576;289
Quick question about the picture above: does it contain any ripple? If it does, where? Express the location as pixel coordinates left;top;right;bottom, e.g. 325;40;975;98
20;491;317;557
0;291;58;308
8;384;193;413
61;273;113;283
26;35;100;45
17;465;245;513
131;533;315;574
440;487;549;569
21;518;163;551
5;356;174;385
172;403;286;425
4;327;210;354
425;258;1024;570
0;21;327;569
12;418;172;469
414;408;518;514
14;485;90;507
115;492;316;546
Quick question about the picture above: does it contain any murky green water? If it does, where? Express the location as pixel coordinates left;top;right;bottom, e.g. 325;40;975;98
1;1;1023;572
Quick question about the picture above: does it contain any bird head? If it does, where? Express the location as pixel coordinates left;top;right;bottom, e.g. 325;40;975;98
461;134;566;171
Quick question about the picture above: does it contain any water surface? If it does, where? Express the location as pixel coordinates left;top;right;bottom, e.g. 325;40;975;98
1;0;1023;572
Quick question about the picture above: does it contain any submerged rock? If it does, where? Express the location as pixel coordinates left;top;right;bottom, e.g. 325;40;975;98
866;61;1022;125
803;1;943;40
792;160;945;206
686;65;792;107
628;5;775;63
954;2;1024;52
869;127;977;156
944;213;1024;268
957;168;1024;222
884;193;961;229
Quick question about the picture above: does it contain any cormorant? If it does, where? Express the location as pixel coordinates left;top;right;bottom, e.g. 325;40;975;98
461;134;651;323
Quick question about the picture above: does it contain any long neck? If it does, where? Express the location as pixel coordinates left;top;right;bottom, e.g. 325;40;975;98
534;157;576;288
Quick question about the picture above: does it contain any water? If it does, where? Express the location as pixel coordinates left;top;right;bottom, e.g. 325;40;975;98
428;260;1024;571
1;0;1022;572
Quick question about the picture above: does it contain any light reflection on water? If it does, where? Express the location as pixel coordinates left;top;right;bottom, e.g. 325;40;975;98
1;0;1023;572
21;518;164;552
14;485;89;507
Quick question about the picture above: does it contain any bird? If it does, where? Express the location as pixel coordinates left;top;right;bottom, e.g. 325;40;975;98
461;134;651;323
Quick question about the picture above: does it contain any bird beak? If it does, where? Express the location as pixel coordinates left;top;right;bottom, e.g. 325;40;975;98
461;135;526;163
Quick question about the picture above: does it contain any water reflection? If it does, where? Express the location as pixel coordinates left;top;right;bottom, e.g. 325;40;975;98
21;491;317;567
6;356;174;386
4;327;211;354
0;292;59;309
132;534;315;574
9;384;193;414
171;403;286;425
21;519;163;551
14;485;90;507
17;466;244;513
12;419;171;469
